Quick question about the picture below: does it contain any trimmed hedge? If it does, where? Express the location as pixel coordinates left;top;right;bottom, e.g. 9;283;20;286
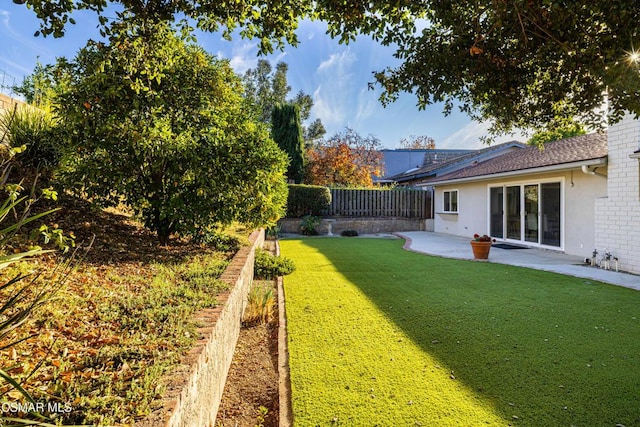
286;184;331;217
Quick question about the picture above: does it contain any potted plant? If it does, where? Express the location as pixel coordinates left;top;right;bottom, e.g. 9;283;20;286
470;233;495;259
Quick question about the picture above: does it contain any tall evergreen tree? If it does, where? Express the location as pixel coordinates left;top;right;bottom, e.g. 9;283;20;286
243;60;325;144
271;103;305;184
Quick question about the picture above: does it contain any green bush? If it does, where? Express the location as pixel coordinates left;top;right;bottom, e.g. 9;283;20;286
254;248;296;279
193;227;247;252
287;184;331;217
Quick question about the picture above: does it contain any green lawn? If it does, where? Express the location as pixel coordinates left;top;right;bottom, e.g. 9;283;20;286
280;237;640;426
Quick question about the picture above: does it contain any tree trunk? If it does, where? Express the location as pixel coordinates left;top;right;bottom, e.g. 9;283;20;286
153;207;172;246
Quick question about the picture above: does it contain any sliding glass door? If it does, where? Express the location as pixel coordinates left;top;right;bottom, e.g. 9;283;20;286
540;182;561;247
506;186;521;240
524;184;539;243
490;187;504;238
489;182;561;248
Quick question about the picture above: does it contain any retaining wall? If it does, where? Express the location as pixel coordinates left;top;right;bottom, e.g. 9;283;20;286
138;229;264;427
279;217;430;235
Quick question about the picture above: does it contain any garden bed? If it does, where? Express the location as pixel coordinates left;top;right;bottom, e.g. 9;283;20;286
0;196;252;426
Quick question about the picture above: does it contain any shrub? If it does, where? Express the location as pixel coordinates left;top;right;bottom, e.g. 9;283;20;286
341;230;359;237
286;184;331;217
301;215;321;236
254;248;296;279
193;227;248;252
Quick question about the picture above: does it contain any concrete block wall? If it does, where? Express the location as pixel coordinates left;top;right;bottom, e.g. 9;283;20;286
138;229;264;427
0;93;23;112
278;217;428;235
595;114;640;274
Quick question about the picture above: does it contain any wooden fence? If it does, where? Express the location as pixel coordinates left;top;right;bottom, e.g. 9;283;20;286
325;188;432;219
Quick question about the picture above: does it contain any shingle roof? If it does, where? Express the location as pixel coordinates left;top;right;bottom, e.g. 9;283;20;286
391;141;526;182
431;132;608;183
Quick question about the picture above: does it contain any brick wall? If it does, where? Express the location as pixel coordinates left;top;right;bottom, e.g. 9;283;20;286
594;114;640;274
138;229;265;427
0;93;23;111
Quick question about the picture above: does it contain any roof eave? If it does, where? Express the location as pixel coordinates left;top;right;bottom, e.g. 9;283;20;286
428;157;608;186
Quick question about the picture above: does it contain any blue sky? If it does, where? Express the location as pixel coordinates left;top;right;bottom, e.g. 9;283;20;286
0;4;527;149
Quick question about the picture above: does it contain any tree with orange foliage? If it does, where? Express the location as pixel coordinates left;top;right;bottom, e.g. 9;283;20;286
305;128;384;188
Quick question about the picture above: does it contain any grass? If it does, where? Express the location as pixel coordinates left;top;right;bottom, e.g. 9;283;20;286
281;237;640;426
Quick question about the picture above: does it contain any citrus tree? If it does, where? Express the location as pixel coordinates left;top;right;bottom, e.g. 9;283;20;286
54;20;288;244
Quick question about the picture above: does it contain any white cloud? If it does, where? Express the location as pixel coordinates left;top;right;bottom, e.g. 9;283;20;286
317;49;356;74
354;87;378;123
311;49;359;133
0;56;32;76
224;40;259;74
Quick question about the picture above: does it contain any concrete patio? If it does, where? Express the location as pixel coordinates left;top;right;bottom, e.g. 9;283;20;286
396;231;640;291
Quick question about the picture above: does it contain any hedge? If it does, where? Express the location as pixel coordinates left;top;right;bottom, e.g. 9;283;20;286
286;184;331;217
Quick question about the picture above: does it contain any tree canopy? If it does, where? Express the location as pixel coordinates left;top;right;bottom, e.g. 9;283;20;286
18;0;419;52
242;59;325;143
305;128;383;188
54;20;288;244
375;1;640;136
19;1;640;137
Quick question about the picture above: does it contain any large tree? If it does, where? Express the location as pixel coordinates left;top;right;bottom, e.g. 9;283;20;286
54;20;288;244
17;0;417;52
243;59;325;143
271;103;305;184
375;2;640;137
243;60;291;123
20;1;640;136
305;128;384;188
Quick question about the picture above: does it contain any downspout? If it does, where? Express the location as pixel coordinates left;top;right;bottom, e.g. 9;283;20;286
581;164;606;177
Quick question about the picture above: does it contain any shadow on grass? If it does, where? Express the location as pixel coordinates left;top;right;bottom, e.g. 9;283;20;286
290;237;640;426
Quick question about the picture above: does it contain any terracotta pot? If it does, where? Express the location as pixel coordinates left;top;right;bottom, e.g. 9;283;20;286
470;240;492;259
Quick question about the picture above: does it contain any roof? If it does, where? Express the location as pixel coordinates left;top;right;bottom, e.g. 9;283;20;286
431;132;608;184
391;141;526;183
379;149;474;179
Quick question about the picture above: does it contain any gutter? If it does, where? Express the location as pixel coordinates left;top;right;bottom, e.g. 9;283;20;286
430;157;608;186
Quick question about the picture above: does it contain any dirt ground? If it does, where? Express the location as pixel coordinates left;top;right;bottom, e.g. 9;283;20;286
215;241;280;427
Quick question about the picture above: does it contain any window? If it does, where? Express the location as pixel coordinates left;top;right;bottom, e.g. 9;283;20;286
443;190;458;213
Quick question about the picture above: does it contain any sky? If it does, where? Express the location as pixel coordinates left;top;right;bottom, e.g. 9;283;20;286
0;4;528;149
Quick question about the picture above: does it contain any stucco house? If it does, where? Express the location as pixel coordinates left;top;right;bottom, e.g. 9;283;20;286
425;132;609;263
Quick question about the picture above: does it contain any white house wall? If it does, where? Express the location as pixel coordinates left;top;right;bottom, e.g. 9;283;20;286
595;115;640;275
435;169;607;258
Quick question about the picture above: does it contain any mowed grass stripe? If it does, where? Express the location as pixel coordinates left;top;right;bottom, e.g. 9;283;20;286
281;237;640;426
282;238;506;426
